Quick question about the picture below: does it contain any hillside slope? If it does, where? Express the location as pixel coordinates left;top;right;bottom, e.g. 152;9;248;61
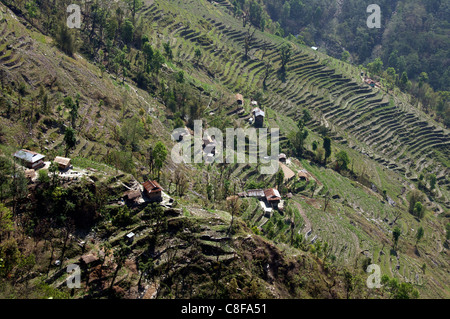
0;0;449;300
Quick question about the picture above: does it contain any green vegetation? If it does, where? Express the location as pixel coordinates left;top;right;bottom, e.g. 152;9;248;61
0;0;447;301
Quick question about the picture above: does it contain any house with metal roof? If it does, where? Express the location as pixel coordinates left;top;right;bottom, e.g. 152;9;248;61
13;149;45;169
143;180;164;202
252;107;265;127
264;188;281;209
54;156;71;170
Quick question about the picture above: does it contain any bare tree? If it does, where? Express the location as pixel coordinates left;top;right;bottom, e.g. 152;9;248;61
324;191;331;212
227;196;241;235
244;26;256;61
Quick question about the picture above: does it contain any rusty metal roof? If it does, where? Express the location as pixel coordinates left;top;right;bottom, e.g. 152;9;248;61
264;188;281;201
54;156;71;166
143;180;163;193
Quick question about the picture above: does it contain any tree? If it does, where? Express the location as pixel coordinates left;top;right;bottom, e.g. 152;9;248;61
413;201;424;219
49;161;59;187
399;72;409;90
323;191;330;212
194;48;202;66
262;60;273;90
243;26;256;61
64;127;77;157
416;226;424;246
109;241;129;291
55;23;76;56
335;150;350;171
323;136;331;164
38;169;50;184
163;41;173;61
275;169;284;190
64;94;79;128
341;50;350;62
227;195;241;235
143;42;154;72
125;0;143;25
0;204;13;242
408;190;425;216
367;58;383;75
429;174;436;191
152;142;167;181
310;180;317;198
315;147;324;164
278;44;291;81
138;258;153;287
392;226;401;250
418;72;429;88
150;50;165;74
147;204;167;253
121;19;134;44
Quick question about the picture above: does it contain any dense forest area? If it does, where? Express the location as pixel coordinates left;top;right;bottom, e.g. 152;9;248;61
231;0;450;126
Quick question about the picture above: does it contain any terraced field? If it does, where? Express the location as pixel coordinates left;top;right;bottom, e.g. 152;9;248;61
139;0;449;203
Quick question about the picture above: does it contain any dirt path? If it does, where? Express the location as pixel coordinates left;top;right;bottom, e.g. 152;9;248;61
293;201;312;235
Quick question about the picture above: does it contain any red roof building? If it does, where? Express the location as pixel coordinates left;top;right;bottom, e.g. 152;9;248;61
264;188;281;208
143;180;164;202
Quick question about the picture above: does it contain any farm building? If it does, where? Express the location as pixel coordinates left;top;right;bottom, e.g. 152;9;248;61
264;188;281;209
252;107;265;127
247;189;265;198
280;163;295;181
143;180;164;202
236;93;244;105
54;156;71;170
203;134;216;155
298;169;310;181
13;149;45;170
123;189;142;205
79;254;100;269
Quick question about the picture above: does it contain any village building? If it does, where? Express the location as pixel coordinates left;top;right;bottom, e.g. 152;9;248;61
280;162;295;182
246;189;265;198
236;93;244;105
252;107;265;127
202;134;216;155
13;149;45;170
123;189;142;205
143;180;164;202
79;254;100;269
264;188;281;209
54;156;71;170
298;169;310;182
126;232;135;244
178;127;191;142
278;153;287;163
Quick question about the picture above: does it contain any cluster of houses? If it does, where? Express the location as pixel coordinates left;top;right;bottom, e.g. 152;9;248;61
238;187;283;215
363;77;381;89
236;94;265;128
123;179;174;209
13;149;72;171
13;149;72;181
